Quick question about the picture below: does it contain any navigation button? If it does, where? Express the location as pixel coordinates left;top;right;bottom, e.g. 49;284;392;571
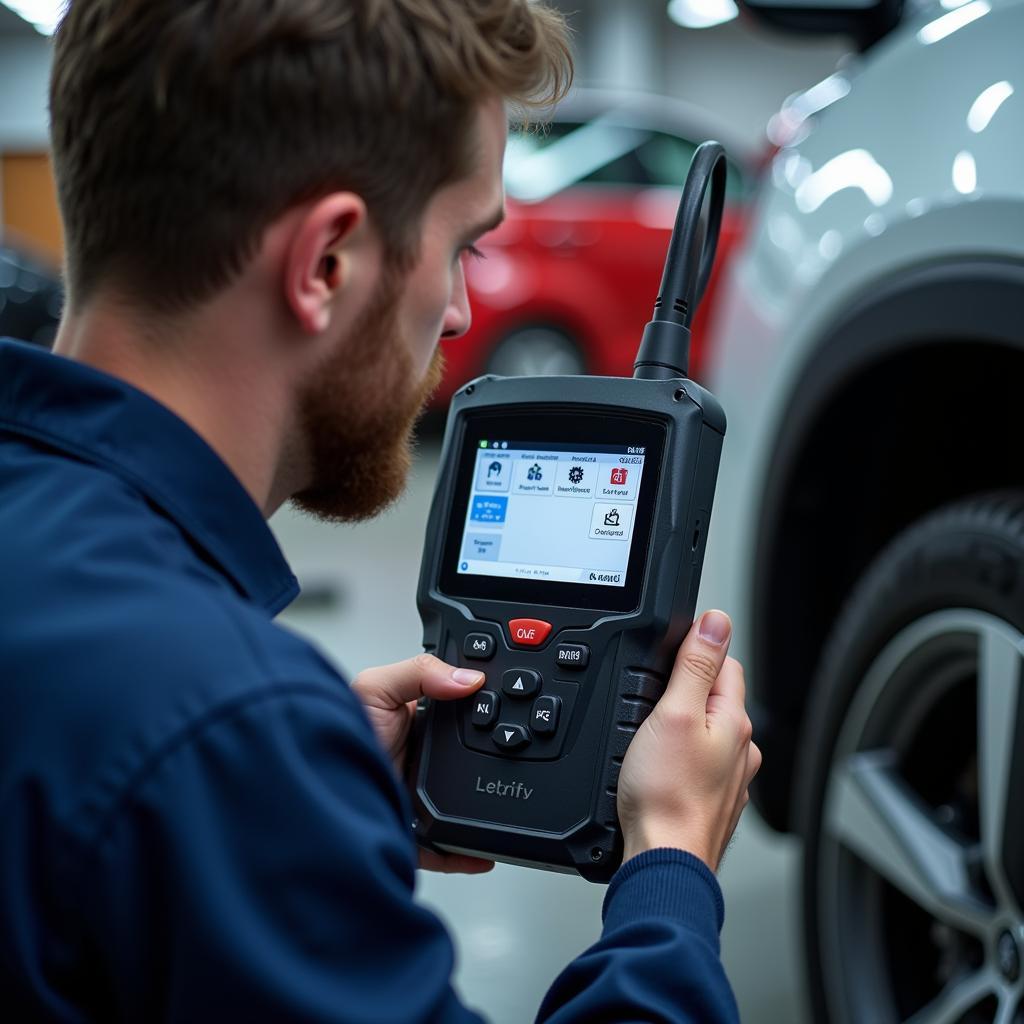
555;643;590;670
492;723;530;751
508;618;552;647
463;632;496;661
470;691;499;728
502;669;541;699
531;696;560;735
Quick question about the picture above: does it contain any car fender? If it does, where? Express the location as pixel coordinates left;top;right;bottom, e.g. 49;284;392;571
699;0;1024;827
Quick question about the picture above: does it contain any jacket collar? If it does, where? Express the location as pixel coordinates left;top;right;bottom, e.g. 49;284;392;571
0;339;299;614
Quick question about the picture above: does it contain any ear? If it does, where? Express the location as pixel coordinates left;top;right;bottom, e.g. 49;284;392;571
283;193;369;335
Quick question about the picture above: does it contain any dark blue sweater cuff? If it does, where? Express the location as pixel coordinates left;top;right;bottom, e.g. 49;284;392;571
602;849;725;947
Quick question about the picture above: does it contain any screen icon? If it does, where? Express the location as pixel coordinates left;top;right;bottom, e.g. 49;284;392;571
610;467;628;486
477;453;511;491
590;502;632;539
471;496;508;523
527;463;543;481
568;465;584;484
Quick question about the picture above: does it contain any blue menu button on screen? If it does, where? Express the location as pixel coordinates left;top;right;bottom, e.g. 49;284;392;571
470;495;508;524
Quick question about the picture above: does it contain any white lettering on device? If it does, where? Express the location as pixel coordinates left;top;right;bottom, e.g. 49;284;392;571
516;627;536;640
475;777;534;800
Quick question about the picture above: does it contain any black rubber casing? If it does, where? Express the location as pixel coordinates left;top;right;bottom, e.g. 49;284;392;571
410;372;725;883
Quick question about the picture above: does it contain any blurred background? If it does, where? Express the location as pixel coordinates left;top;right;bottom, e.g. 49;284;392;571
5;1;1023;1021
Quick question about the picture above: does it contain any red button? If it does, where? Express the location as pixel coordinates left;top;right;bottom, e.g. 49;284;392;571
508;618;553;647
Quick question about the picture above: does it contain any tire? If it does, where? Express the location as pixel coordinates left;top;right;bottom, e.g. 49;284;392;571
485;326;585;378
796;492;1024;1024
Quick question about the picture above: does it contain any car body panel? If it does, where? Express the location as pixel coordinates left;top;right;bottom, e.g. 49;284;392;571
439;189;748;400
700;0;1024;824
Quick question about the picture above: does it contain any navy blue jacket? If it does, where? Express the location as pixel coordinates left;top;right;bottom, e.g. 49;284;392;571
0;339;740;1022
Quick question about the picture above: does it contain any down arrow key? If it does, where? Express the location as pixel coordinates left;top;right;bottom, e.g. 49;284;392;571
491;723;530;751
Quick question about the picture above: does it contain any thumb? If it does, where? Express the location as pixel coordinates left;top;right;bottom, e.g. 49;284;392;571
353;654;485;711
664;610;733;711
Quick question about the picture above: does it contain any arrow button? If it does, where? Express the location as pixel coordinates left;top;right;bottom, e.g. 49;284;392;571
469;690;499;728
531;695;561;736
502;668;541;699
491;723;530;751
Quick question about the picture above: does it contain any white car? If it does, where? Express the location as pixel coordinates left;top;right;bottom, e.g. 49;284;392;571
704;0;1024;1020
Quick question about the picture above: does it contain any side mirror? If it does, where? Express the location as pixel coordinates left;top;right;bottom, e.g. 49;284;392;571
738;0;904;49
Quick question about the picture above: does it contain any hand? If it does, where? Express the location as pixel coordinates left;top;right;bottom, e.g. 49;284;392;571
351;653;495;874
617;610;761;872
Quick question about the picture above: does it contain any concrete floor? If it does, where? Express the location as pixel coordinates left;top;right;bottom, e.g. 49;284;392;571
272;437;808;1024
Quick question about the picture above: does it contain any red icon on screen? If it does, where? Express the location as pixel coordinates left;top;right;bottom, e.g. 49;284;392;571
610;467;628;486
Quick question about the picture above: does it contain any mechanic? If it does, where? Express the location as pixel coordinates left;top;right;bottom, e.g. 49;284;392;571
0;1;761;1020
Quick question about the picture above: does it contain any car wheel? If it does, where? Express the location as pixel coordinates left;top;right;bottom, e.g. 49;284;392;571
485;326;585;378
797;493;1024;1024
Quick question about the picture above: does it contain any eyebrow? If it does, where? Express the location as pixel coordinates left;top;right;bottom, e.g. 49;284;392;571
467;205;506;241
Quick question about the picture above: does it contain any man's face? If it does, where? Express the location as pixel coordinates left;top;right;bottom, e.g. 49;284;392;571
292;98;507;522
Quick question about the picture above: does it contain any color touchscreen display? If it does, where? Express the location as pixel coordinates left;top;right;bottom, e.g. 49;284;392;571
455;440;648;588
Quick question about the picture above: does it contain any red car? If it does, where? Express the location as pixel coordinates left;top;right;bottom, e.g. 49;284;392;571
435;90;758;405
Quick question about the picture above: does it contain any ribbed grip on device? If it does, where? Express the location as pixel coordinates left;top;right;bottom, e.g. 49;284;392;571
598;668;665;829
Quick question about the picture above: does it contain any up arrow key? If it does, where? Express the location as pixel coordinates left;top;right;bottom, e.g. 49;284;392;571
502;668;540;699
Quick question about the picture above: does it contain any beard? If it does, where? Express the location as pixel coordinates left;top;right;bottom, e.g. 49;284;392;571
290;265;445;523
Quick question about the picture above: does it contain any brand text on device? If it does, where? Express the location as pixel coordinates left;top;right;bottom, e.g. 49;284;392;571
475;777;534;800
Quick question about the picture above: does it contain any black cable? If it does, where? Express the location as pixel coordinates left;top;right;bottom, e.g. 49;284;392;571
633;141;727;381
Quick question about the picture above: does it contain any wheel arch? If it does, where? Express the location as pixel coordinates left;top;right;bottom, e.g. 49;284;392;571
749;257;1024;832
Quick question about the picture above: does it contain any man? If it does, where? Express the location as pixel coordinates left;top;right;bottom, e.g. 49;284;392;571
0;1;760;1020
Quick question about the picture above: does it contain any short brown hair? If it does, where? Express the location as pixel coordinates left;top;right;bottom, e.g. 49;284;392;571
50;0;572;311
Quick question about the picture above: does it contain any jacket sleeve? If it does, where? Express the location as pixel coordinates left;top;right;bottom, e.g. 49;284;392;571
536;850;741;1024
75;683;488;1024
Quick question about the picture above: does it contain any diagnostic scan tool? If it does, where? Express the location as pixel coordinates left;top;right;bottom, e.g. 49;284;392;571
410;143;728;882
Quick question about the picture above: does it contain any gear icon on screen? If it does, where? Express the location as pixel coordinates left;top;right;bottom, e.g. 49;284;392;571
568;465;584;484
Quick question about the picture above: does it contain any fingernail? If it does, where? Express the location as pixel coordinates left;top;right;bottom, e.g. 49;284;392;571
452;668;485;686
698;610;730;646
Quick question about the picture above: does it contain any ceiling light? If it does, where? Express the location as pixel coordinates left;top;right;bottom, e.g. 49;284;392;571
0;0;66;34
667;0;739;31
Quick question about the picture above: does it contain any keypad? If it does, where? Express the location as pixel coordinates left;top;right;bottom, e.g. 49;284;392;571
459;617;583;761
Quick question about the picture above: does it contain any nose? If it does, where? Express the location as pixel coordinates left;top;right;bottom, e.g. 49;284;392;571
441;259;472;340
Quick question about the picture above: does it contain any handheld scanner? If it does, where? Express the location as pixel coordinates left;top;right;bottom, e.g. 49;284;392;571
410;143;728;882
